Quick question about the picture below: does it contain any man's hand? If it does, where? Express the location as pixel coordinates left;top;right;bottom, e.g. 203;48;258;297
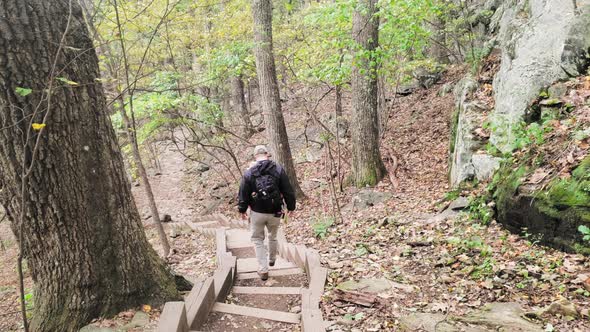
240;212;248;221
287;210;295;218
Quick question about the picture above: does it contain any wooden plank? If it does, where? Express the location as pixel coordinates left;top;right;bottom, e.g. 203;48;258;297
285;243;297;264
216;228;227;262
301;289;325;332
212;303;301;324
184;280;204;308
213;265;234;302
219;253;237;281
158;302;189;332
232;286;302;295
309;267;328;305
295;245;308;269
226;228;251;240
187;277;215;329
237;267;304;280
226;242;253;249
237;257;297;273
305;249;321;277
187;220;219;230
278;239;287;258
216;214;230;226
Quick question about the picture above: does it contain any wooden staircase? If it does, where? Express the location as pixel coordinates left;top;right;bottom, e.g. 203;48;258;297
158;214;328;332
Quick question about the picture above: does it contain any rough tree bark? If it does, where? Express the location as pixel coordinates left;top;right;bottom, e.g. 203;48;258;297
251;0;304;197
0;1;179;331
351;0;387;187
231;76;255;138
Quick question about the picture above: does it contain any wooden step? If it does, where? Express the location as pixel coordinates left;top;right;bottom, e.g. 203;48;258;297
232;286;303;295
212;302;301;324
237;267;304;280
236;257;297;273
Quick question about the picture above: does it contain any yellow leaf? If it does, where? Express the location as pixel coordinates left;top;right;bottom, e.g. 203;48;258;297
32;123;46;131
142;304;151;313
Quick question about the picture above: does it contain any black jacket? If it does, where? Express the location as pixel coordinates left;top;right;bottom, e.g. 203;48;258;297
237;160;296;214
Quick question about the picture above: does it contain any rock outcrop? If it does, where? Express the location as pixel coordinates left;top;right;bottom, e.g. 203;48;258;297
490;0;590;151
450;0;590;185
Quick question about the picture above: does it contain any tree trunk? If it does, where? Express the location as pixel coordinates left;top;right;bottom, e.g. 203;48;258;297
251;0;304;197
231;76;255;138
0;1;178;331
351;0;386;187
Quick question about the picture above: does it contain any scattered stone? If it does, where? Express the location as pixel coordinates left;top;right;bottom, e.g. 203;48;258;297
448;196;470;210
211;182;228;190
337;278;414;295
548;82;568;99
528;298;579;319
259;321;272;329
438;83;454;96
351;190;392;210
399;313;447;332
162;214;173;222
290;305;301;313
328;260;344;269
539;98;563;107
401;302;542;331
120;311;149;331
79;326;116;332
197;164;210;172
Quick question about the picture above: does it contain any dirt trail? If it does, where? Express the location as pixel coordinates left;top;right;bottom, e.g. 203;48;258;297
132;142;197;225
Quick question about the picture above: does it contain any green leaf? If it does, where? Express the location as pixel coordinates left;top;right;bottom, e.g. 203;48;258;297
578;225;590;235
56;77;79;86
15;87;32;97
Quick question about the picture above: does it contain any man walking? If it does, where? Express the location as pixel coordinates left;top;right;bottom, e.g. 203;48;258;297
237;145;296;280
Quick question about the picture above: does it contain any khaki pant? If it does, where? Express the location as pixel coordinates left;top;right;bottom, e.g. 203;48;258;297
250;210;280;273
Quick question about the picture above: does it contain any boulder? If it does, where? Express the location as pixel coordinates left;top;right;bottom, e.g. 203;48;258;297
494;156;590;253
490;0;590;151
400;302;542;332
79;327;116;332
120;311;150;331
449;77;490;186
351;189;392;209
472;154;501;182
337;278;415;295
196;164;210;172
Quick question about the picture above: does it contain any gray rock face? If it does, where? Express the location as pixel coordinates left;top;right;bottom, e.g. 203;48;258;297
450;77;494;186
472;154;501;181
450;0;590;186
490;0;590;151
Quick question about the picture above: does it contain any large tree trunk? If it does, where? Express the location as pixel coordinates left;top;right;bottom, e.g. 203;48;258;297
350;0;387;187
251;0;304;197
231;76;255;138
0;1;178;331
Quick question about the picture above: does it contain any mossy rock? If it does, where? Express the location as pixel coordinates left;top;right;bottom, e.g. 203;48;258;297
493;156;590;253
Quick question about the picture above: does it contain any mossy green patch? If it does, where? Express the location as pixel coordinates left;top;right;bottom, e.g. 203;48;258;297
493;155;590;253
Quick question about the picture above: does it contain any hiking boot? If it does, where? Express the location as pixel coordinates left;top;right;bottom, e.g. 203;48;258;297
258;271;269;281
269;259;275;267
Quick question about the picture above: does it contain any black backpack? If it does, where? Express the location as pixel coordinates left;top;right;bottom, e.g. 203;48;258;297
251;161;281;205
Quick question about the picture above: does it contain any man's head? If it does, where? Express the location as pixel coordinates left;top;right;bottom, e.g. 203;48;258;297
253;145;270;161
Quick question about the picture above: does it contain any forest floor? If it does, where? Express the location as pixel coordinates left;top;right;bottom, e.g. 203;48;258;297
1;66;590;331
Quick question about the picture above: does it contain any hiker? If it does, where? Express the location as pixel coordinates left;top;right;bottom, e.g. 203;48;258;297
237;145;296;280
